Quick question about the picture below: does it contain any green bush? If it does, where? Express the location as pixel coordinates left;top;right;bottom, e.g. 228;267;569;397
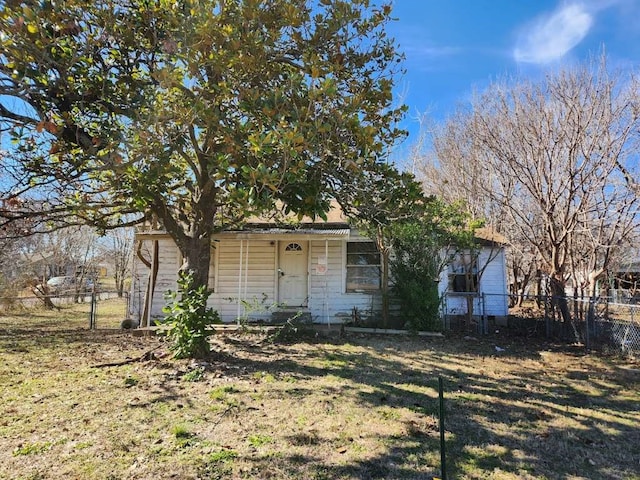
161;271;220;359
390;222;442;331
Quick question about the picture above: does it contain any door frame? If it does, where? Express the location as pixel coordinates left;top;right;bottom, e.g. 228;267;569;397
276;240;309;306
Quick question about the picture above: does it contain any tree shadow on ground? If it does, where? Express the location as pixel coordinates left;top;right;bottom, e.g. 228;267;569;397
199;329;640;479
1;319;638;479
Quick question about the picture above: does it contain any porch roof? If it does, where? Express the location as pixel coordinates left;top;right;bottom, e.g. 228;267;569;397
218;227;351;240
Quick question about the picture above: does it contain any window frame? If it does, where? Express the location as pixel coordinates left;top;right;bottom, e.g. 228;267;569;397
345;241;381;293
448;252;479;293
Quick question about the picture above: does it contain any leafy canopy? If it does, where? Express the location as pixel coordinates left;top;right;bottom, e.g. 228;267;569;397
1;0;406;243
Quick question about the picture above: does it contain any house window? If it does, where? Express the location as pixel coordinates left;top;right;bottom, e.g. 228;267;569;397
285;243;303;252
448;253;478;293
346;242;381;292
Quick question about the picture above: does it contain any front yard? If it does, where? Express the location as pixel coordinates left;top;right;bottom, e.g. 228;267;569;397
1;301;638;479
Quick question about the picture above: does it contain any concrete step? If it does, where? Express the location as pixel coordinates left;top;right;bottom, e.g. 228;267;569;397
271;309;312;324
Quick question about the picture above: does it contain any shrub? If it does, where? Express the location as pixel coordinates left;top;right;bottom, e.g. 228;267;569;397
390;222;443;331
161;271;220;359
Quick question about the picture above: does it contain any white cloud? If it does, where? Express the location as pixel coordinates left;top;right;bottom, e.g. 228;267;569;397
514;3;594;64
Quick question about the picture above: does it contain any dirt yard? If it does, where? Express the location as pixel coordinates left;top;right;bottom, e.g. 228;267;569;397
1;301;639;479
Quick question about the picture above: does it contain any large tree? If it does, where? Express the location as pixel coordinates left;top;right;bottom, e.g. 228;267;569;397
336;159;477;328
0;0;406;289
422;58;640;324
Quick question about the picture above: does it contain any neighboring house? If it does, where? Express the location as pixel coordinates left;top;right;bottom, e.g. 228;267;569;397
19;251;76;281
610;257;640;303
129;207;509;327
438;228;510;328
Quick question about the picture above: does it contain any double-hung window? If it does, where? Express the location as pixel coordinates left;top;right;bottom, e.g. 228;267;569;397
346;242;381;292
448;253;478;293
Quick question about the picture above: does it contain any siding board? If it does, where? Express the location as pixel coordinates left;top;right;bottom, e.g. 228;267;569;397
131;231;508;325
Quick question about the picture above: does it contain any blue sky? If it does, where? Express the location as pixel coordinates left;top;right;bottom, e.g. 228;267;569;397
387;0;640;144
3;1;639;158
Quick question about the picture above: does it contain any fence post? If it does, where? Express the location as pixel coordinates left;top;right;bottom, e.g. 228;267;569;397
481;293;488;334
438;376;447;480
89;289;97;329
585;299;591;353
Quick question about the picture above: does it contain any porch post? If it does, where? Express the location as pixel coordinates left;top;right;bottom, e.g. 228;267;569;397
237;239;243;324
244;240;250;306
325;239;330;326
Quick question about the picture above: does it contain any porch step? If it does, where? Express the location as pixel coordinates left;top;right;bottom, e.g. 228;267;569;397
271;309;312;324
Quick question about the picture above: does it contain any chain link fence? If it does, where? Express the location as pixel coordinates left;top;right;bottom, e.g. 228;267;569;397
3;286;639;355
578;298;640;356
0;290;127;329
443;292;640;357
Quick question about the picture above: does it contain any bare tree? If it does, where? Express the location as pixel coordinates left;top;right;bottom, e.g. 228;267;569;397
421;57;640;326
102;228;134;297
420;113;496;224
419;112;540;309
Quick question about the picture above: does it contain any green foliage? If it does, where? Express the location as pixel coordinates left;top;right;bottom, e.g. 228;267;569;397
171;424;196;448
337;165;427;326
208;449;238;462
171;424;192;439
161;271;220;359
13;441;53;456
182;367;206;382
339;158;478;329
247;434;273;448
209;385;241;403
389;222;442;331
199;448;238;478
252;371;276;383
389;198;477;331
1;0;407;293
339;165;426;232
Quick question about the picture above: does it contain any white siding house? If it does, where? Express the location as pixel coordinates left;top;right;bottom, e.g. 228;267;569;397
438;231;510;327
129;207;382;325
129;214;508;327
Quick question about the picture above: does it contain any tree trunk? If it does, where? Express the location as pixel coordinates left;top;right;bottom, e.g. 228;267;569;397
572;281;579;322
32;285;57;310
141;240;159;327
179;235;212;291
151;195;216;293
382;256;390;328
116;278;125;297
375;230;390;328
549;274;571;334
535;270;542;308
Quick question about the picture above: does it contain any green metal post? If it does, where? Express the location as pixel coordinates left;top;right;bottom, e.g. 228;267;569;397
89;290;97;329
439;376;447;480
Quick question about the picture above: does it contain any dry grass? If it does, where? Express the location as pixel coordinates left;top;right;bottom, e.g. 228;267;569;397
1;300;639;480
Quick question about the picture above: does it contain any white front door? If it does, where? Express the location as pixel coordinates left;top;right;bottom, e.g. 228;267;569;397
278;241;308;306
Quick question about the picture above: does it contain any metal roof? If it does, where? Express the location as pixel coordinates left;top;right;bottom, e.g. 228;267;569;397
220;228;351;237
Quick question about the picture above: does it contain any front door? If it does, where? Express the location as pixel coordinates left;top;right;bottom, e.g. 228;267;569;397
278;241;308;306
